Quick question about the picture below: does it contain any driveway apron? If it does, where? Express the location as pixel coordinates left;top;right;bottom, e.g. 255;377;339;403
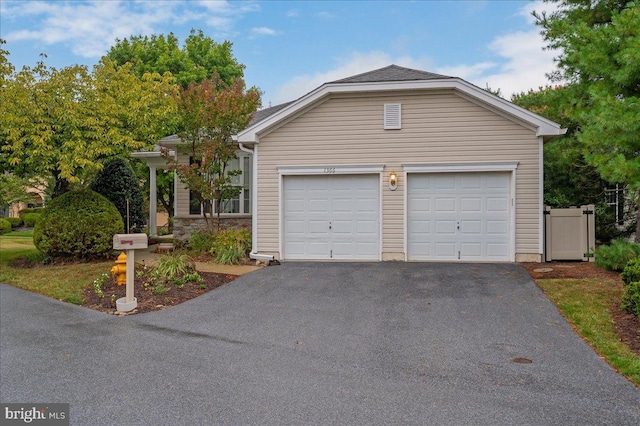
1;263;639;425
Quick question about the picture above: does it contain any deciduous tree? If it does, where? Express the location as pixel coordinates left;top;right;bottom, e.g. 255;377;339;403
167;75;260;232
0;51;177;197
106;29;245;89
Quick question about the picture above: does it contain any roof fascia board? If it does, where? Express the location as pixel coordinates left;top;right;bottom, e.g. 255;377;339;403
237;78;564;143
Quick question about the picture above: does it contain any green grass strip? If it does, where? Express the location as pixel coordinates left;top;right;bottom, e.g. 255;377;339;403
538;278;640;386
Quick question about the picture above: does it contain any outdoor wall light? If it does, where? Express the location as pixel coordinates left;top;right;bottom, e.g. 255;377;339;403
389;171;398;191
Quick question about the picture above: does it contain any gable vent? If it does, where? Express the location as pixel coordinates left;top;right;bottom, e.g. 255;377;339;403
384;103;401;129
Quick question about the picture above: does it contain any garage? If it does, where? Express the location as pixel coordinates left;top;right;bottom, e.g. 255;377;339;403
283;174;380;260
407;171;512;261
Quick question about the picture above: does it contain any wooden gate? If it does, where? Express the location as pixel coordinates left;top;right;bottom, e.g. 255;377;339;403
544;205;595;262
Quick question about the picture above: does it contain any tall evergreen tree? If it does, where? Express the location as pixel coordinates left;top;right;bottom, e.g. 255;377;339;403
534;0;640;240
90;158;146;233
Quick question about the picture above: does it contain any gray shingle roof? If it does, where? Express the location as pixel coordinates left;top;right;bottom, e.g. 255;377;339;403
249;101;294;127
330;65;453;84
249;65;454;127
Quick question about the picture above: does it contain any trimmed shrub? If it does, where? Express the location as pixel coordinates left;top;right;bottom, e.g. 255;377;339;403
621;282;640;318
211;228;251;264
90;158;146;232
21;213;41;227
0;218;11;235
594;239;640;271
33;189;124;259
6;217;23;228
18;207;44;216
621;257;640;286
621;257;640;318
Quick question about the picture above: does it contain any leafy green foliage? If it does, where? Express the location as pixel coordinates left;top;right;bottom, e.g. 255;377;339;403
621;257;640;286
187;231;217;254
21;213;41;227
0;218;11;235
595;239;640;271
0;52;177;197
621;282;640;318
168;75;260;231
534;1;640;240
212;228;251;264
18;207;43;216
6;217;22;228
33;189;124;259
107;29;245;89
90;158;146;232
154;252;194;280
0;174;32;210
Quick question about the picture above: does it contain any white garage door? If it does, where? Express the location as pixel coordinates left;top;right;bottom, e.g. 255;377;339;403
408;172;511;261
284;174;379;260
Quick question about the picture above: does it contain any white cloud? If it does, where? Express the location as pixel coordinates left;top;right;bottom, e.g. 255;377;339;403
1;0;258;59
271;0;562;104
271;51;432;104
251;27;278;36
438;1;562;98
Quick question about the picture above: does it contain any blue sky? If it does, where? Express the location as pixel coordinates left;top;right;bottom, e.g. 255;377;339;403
0;0;560;106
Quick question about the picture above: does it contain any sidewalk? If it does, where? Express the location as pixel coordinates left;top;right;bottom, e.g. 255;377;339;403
134;245;262;276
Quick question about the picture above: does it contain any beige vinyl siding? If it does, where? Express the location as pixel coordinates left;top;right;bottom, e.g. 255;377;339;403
175;153;192;217
256;89;541;258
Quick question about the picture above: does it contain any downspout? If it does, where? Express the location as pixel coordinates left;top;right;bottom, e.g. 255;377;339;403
238;141;274;262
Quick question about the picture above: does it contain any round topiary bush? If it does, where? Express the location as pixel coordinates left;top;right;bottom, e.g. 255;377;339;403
6;217;23;228
33;189;124;259
21;212;41;227
90;158;146;232
0;218;11;235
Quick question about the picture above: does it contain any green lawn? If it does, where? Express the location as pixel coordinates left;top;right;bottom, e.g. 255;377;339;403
0;231;112;305
537;277;640;386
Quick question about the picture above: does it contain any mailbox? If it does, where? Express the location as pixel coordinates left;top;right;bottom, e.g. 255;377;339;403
113;233;148;250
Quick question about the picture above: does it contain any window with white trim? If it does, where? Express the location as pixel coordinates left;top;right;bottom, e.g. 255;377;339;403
188;153;252;215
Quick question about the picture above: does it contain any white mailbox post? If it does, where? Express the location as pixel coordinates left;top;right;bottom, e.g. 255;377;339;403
113;233;148;312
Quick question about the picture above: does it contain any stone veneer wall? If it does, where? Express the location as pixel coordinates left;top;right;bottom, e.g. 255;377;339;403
173;216;252;241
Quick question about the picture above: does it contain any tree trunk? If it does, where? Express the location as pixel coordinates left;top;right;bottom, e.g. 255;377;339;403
52;173;70;198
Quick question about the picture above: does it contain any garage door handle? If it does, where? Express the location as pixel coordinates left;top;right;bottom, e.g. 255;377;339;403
456;221;460;230
329;221;332;230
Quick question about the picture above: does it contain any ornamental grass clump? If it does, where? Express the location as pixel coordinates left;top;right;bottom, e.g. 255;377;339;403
211;228;251;264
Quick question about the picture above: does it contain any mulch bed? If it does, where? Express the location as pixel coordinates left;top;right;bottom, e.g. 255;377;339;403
522;261;640;357
82;269;237;315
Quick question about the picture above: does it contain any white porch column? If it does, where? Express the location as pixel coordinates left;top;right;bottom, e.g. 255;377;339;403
149;165;157;236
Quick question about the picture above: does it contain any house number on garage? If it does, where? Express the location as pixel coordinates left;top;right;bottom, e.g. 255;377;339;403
324;167;336;174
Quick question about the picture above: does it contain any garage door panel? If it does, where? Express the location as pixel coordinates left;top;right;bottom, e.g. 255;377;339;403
435;198;456;212
435;175;456;190
461;220;482;235
487;197;509;212
435;220;456;235
284;175;379;260
461;198;482;212
408;172;511;261
357;220;378;234
435;243;456;258
487;244;509;258
487;220;508;235
460;243;482;257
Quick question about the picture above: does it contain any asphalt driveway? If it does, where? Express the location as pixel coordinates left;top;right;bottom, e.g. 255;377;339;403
1;262;639;425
